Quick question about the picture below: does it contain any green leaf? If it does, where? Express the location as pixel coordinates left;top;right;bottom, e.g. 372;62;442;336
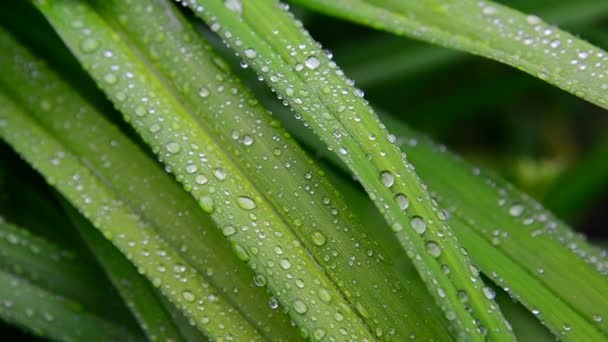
291;0;608;110
0;25;296;340
0;220;141;341
0;80;264;341
279;102;608;339
61;200;199;342
183;1;514;339
334;0;608;88
85;0;450;338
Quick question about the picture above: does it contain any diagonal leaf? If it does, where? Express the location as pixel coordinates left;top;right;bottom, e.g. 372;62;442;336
184;0;513;339
0;219;142;341
0;25;297;340
291;0;608;110
278;100;608;339
33;1;380;339
0;89;264;340
85;0;450;338
61;200;199;342
334;0;608;88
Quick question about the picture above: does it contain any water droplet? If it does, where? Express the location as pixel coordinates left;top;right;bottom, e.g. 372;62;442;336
245;48;257;58
318;288;332;303
391;222;403;232
166;142;181;154
242;135;254;146
305;56;320;70
224;0;242;15
312;328;326;340
237;196;256;210
395;193;409;210
380;171;395;188
509;204;524;217
135;106;147;117
81;38;99;53
199;196;214;213
186;164;198;174
269;297;279;309
458;290;469;303
198;87;210;98
410;216;426;234
103;73;117;84
233;243;249;261
254;274;267;287
426;241;442;258
311;231;326;246
213;168;226;181
182;291;195;302
292;299;308;314
482;287;496;300
195;174;208;185
280;258;291;270
222;226;236;236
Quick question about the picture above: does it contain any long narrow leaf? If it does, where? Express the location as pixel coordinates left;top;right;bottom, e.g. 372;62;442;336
34;1;376;339
87;0;450;338
0;26;297;340
184;1;512;339
292;0;608;110
61;201;197;342
0;91;264;340
0;220;141;341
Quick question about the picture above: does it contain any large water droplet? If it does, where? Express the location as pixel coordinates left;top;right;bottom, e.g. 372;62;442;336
237;196;256;210
305;56;320;70
426;241;442;258
166;142;181;154
199;196;214;213
292;299;308;314
395;193;409;211
311;231;326;246
280;258;291;270
410;216;427;234
224;0;243;15
482;287;496;300
380;171;395;188
182;291;195;302
198;87;210;98
81;38;99;53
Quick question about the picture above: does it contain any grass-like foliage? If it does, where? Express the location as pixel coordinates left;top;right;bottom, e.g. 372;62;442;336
0;0;606;341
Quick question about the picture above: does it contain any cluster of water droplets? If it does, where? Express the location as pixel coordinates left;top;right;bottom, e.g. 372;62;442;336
476;1;608;106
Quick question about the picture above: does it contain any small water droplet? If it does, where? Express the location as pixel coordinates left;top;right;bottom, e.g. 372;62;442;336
222;226;236;236
280;258;291;270
410;216;427;234
182;291;195;302
224;0;242;15
380;171;395;188
305;56;320;70
237;196;256;210
198;87;210;98
292;299;308;314
245;48;257;58
166;142;181;154
213;168;226;181
311;231;326;246
509;204;524;217
242;135;254;146
395;193;409;210
81;38;99;53
426;241;442;258
482;287;496;300
318;288;331;303
199;196;214;213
